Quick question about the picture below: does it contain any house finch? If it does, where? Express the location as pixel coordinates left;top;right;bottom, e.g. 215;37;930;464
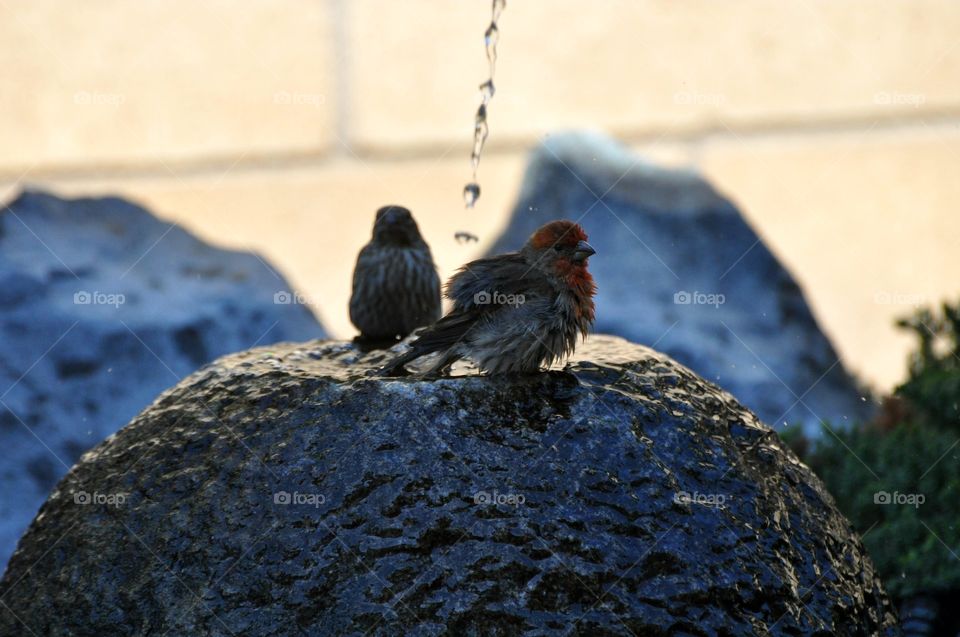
350;205;441;342
382;220;596;375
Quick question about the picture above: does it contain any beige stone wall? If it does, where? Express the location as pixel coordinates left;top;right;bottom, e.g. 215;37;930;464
2;0;959;393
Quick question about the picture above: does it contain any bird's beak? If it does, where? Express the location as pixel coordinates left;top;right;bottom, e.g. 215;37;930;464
573;240;596;262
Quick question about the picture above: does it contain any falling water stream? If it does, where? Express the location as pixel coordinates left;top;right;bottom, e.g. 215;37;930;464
461;0;505;223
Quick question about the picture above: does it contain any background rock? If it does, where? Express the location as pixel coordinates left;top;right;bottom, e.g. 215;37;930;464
0;189;324;572
489;131;873;438
0;336;898;635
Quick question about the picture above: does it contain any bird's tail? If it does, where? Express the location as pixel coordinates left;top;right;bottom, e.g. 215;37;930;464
378;348;420;376
377;311;475;376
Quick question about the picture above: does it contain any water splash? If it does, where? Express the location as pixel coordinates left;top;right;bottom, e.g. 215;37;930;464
463;0;505;211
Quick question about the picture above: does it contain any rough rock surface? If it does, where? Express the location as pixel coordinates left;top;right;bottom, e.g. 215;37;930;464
0;189;324;572
0;336;898;636
489;131;872;438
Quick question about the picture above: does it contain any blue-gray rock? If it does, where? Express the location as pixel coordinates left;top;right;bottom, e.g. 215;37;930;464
0;189;324;573
0;336;898;635
489;131;872;439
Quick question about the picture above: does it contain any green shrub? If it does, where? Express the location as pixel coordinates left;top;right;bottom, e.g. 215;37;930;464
896;302;960;430
807;423;960;598
799;301;960;600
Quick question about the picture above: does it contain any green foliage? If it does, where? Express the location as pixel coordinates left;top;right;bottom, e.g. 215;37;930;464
896;302;960;429
800;300;960;599
807;424;960;598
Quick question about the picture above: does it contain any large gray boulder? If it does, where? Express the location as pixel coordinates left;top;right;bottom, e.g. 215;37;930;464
0;336;898;635
489;131;872;438
0;189;324;572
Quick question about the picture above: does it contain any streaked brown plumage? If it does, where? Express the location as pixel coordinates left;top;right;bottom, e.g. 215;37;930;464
349;206;441;342
383;219;596;375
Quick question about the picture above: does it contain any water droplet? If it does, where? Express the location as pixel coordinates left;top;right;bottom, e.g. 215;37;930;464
454;231;479;244
475;103;487;126
484;23;499;64
473;104;486;136
479;79;495;102
463;183;480;208
471;104;489;172
492;0;506;22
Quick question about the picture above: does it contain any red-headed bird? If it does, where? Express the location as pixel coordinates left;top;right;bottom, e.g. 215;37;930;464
382;220;596;375
350;205;442;342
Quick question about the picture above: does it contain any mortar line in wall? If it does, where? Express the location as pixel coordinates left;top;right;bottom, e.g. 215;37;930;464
329;0;351;157
2;111;960;185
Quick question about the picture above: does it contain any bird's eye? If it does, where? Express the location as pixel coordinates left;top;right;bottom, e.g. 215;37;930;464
553;245;563;252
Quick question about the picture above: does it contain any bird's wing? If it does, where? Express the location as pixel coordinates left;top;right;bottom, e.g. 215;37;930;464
350;242;376;289
382;253;555;374
379;310;480;375
444;252;547;311
405;310;478;354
